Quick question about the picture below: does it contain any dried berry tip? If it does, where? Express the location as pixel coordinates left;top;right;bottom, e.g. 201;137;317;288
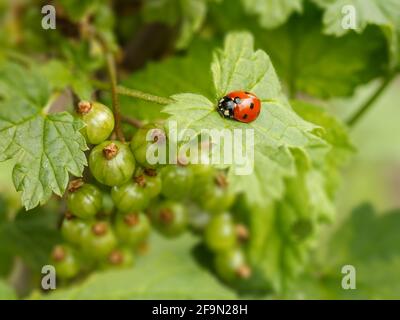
124;213;139;226
103;142;119;160
108;250;124;265
65;212;74;220
68;179;84;192
236;224;249;241
92;222;108;236
77;101;92;114
159;209;173;224
144;168;157;177
52;245;66;262
134;175;146;187
215;173;228;188
236;265;252;279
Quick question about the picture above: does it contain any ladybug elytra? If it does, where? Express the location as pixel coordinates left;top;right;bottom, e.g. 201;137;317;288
217;91;261;123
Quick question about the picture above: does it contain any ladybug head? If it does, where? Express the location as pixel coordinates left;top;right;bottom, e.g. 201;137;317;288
217;96;235;119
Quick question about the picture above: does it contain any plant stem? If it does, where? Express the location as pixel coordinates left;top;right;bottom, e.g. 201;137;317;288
347;73;397;127
92;79;173;105
105;52;125;142
121;115;143;128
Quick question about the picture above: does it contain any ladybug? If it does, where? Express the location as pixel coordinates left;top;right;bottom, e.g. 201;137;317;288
217;91;261;123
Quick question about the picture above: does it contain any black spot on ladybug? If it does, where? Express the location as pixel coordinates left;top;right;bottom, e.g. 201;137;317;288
242;114;248;120
249;103;254;109
234;97;241;104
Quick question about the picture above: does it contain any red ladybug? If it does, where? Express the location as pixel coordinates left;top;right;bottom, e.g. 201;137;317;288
217;91;261;123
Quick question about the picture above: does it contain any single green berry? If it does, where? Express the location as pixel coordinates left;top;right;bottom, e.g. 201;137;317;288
151;201;188;237
204;213;236;252
134;171;162;199
214;248;251;282
61;212;92;245
89;141;136;186
77;101;114;144
101;248;135;270
187;203;211;234
190;164;215;199
130;123;167;169
102;192;115;216
66;179;102;219
201;173;235;214
50;244;80;280
111;180;150;212
81;221;117;259
115;212;151;246
160;164;193;200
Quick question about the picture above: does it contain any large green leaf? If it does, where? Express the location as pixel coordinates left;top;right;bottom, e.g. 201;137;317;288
241;0;303;29
209;1;388;98
142;0;215;49
292;204;400;299
115;39;216;123
162;32;351;292
314;0;400;68
0;204;61;271
38;234;236;299
164;32;327;206
0;63;87;210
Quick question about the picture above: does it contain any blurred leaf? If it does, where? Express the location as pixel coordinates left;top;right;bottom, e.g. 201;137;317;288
210;1;388;98
314;0;400;68
0;205;61;271
58;0;104;22
291;204;400;299
242;0;303;29
143;0;217;49
0;280;16;300
292;100;354;194
39;60;93;99
115;39;216;122
38;234;236;299
0;63;87;210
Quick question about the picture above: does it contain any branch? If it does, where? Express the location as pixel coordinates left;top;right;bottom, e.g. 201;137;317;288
92;80;174;105
121;115;143;128
347;73;397;127
105;52;125;142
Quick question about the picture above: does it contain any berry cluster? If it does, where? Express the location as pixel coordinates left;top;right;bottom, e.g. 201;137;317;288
50;101;251;284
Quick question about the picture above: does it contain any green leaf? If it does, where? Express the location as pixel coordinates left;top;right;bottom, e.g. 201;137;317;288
162;32;348;292
38;234;236;299
293;204;400;299
0;63;87;210
210;1;388;98
0;204;61;271
314;0;400;68
258;4;388;98
165;32;327;206
0;280;16;300
38;60;93;100
292;100;354;194
143;0;213;49
115;39;216;122
241;0;303;29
